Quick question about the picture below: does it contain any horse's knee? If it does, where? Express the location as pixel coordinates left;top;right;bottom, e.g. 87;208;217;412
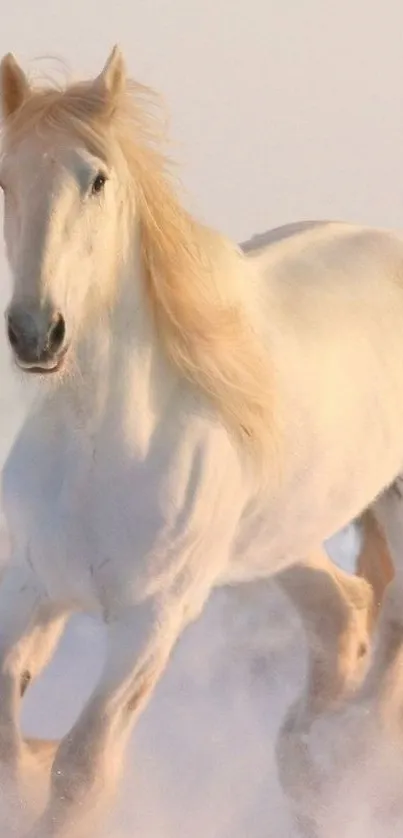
125;669;156;716
20;669;31;697
357;640;368;659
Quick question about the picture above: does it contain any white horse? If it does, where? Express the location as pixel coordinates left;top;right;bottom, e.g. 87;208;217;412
0;45;402;836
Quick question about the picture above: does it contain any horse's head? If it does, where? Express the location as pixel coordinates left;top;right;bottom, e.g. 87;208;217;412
0;47;272;463
0;46;130;375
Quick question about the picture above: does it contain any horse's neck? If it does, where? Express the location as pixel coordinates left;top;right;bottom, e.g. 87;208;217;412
47;250;180;454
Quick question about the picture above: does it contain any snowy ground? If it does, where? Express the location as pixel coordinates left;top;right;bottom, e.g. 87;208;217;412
0;524;394;838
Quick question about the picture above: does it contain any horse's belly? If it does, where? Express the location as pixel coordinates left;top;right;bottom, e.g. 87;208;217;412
227;493;354;583
227;424;403;583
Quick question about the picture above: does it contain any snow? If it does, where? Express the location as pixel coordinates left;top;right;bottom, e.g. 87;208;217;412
0;510;391;837
12;523;368;837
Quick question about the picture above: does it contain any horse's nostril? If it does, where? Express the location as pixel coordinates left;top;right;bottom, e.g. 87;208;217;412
48;314;65;353
6;307;66;365
7;320;19;349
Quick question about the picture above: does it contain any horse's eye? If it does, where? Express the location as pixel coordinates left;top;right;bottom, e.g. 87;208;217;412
91;172;107;195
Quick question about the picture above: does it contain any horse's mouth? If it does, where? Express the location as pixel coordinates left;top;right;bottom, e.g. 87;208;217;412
16;346;69;376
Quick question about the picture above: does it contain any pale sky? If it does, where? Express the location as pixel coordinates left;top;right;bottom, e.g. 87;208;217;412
0;0;402;245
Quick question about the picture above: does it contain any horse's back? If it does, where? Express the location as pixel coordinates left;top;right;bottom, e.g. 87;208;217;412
241;221;403;319
242;219;403;268
246;220;403;417
230;219;403;570
240;220;330;254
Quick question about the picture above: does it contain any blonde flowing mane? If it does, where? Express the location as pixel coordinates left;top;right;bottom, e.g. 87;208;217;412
1;67;275;463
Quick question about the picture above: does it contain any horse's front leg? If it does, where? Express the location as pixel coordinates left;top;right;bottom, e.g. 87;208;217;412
353;481;403;726
0;566;67;781
26;594;191;838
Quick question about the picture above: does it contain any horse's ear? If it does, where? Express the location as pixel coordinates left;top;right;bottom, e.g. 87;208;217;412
0;53;30;119
94;45;126;102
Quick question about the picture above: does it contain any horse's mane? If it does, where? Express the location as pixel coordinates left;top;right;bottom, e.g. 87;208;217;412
2;73;275;464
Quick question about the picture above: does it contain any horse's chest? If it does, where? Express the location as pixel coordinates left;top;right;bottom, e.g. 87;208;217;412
2;428;164;610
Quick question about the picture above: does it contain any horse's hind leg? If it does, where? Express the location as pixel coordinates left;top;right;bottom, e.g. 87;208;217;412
276;529;382;835
354;481;403;727
278;545;373;715
0;566;67;780
356;508;395;625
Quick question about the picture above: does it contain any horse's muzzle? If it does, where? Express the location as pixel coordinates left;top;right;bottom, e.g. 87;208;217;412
6;303;67;374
